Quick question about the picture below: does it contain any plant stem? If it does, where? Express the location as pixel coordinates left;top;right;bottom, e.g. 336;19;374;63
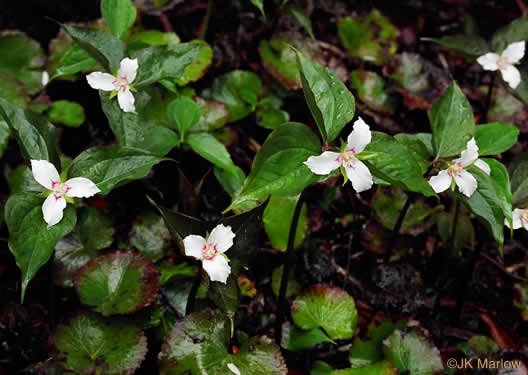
275;191;306;342
199;0;213;40
448;197;460;257
385;194;412;262
186;272;202;315
483;72;496;123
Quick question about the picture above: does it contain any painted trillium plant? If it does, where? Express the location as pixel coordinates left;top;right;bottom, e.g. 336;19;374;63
183;224;235;283
477;41;525;89
31;160;100;227
86;57;139;113
428;138;490;198
304;117;374;193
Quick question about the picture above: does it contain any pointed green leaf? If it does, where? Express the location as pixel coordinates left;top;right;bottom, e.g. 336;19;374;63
263;194;307;251
186;132;237;173
51;45;97;80
168;96;202;138
101;0;137;39
508;152;528;207
281;323;334;351
491;14;528;53
475;122;519;156
423;34;489;57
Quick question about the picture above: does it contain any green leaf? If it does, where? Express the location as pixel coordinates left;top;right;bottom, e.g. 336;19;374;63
50;45;97;80
128;30;180;55
6;193;76;301
201;70;263;122
0;120;11;159
382;325;444;375
364;132;435;196
8;165;42;194
312;361;333;375
334;361;399;375
192;98;230;132
296;51;355;143
133;42;203;87
257;107;290;129
130;212;171;262
167;96;202;138
337;10;398;65
491;14;528;53
207;274;240;314
0;72;30;108
0;97;61;170
53;237;98;288
159;310;287;375
349;70;395;115
291;284;358;340
186;132;237;173
101;0;137;39
475;122;519;156
263;194;307;251
135;126;180;156
428;81;475;158
174;40;213;86
271;265;301;297
394;133;433;174
48;100;85;127
51;312;147;374
281;323;334;351
229;123;321;211
68;146;168;195
249;0;266;17
423;34;489;57
61;24;127;73
485;159;513;227
288;6;315;39
214;166;246;197
75;251;159;316
76;206;114;250
509;152;528;207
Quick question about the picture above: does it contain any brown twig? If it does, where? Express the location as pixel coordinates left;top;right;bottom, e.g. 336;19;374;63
480;253;528;282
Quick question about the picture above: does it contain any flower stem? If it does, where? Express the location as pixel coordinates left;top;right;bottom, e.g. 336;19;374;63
186;272;202;315
199;0;213;40
448;197;460;257
386;193;413;262
275;191;306;342
483;72;496;123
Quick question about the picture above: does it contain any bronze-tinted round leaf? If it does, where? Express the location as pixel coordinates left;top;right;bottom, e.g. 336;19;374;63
75;251;159;316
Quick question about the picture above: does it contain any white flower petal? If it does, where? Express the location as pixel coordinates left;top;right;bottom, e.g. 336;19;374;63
117;88;136;113
208;224;235;253
454;170;478;197
183;235;206;259
64;177;100;198
203;255;231;283
41;71;49;86
303;151;341;175
86;72;117;91
506;208;523;229
502;41;525;63
31;159;60;190
474;159;491;175
227;363;241;375
344;159;373;193
42;194;66;228
500;64;522;89
455;138;479;168
428;169;452;194
118;58;138;83
346;117;372;154
477;52;500;71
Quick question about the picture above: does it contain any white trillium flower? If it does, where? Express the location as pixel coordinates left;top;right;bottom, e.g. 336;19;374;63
428;138;490;198
227;363;241;375
505;208;528;230
477;41;525;89
86;57;138;113
183;224;235;284
304;117;374;193
31;160;101;228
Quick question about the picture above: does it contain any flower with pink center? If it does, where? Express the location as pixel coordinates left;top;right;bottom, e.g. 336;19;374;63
428;138;490;198
86;57;138;113
303;117;374;193
183;224;235;283
477;41;525;89
505;208;528;231
31;160;100;228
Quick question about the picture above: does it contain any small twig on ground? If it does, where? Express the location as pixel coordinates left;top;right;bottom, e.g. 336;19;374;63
159;13;174;33
480;253;528;282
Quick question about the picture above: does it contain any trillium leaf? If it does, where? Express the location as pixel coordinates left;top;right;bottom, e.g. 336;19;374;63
67;145;168;195
51;45;97;80
201;70;264;122
214;166;246;197
61;24;127;73
8;165;43;194
291;284;358;340
174;40;213;86
423;34;489;57
428;81;475;158
249;0;266;17
288;6;315;40
296;51;355;143
0;120;11;159
508;152;528;207
382;324;444;375
75;251;159;316
129;212;171;262
135;126;181;156
333;361;399;375
76;206;115;250
48;100;85;127
101;0;137;39
229;122;321;211
281;323;334;352
159;310;288;375
364;132;435;196
167;96;202;138
51;312;147;375
0;97;61;171
475;122;519;156
491;14;528;53
5;192;77;301
128;30;180;55
186;132;238;173
133;42;203;87
263;194;308;251
485;159;513;228
394;133;433;174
